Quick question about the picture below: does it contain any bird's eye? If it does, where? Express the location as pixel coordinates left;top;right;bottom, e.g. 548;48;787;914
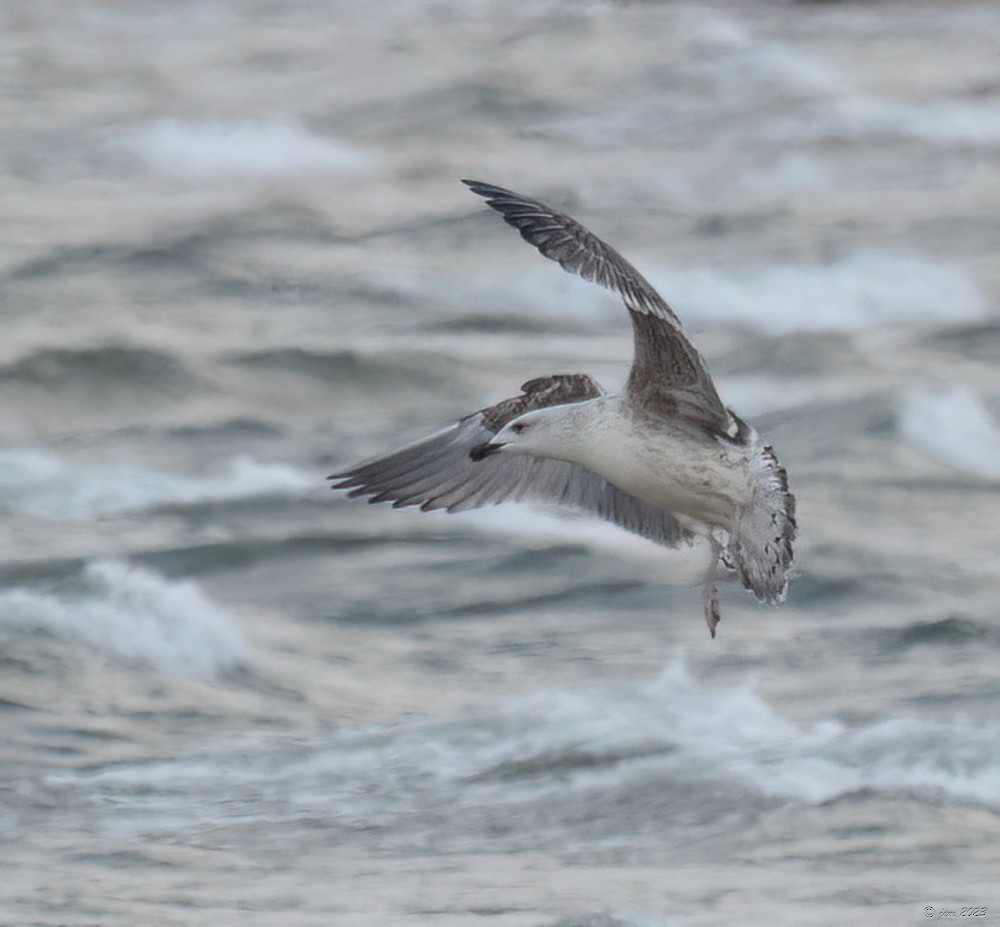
511;422;527;434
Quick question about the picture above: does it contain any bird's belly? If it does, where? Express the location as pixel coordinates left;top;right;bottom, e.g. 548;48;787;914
628;466;737;526
588;437;744;529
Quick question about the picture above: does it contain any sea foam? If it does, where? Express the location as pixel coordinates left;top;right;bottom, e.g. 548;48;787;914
0;450;313;519
110;119;367;179
58;659;1000;842
650;252;986;335
785;96;1000;148
899;386;1000;479
0;561;248;678
454;660;1000;809
418;251;984;336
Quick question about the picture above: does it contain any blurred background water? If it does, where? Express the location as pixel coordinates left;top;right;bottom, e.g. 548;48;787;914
2;1;1000;925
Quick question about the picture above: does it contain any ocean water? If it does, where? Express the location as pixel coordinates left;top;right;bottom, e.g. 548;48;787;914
2;2;999;925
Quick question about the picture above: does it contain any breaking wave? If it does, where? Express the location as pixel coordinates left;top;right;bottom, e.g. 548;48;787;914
108;119;369;179
401;251;985;337
0;561;248;678
899;385;1000;479
50;660;1000;842
650;252;986;335
0;449;314;519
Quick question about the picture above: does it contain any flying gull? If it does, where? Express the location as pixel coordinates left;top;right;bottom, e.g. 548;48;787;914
330;180;796;636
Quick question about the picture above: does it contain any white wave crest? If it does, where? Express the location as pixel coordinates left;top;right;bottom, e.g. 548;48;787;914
0;450;314;519
61;660;1000;841
649;252;986;335
0;561;248;678
110;119;368;179
451;661;1000;808
409;251;984;336
785;96;1000;148
899;386;1000;479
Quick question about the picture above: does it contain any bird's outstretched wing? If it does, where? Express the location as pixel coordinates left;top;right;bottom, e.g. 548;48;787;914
330;374;691;548
462;180;729;432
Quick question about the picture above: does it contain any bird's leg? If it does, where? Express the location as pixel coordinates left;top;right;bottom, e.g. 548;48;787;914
702;539;722;638
703;577;721;639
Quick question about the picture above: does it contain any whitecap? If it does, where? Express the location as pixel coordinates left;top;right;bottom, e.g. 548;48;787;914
57;659;1000;841
0;561;248;678
787;96;1000;148
450;660;1000;809
407;251;983;336
899;386;1000;479
648;251;986;335
109;119;368;179
0;450;314;519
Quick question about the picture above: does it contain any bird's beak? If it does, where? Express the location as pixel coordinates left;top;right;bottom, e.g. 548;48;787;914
469;441;505;462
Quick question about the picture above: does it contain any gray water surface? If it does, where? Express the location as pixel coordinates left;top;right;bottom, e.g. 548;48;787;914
2;2;999;925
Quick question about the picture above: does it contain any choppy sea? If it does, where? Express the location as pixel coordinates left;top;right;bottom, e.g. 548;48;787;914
2;2;1000;925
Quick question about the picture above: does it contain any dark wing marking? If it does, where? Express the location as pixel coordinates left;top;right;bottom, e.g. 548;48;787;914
462;179;729;432
478;372;602;431
462;181;682;325
330;374;691;549
727;442;797;605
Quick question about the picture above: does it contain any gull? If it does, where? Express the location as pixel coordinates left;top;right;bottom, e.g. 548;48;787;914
330;180;796;636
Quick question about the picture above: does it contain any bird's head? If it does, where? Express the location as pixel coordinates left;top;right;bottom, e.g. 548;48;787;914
469;405;584;463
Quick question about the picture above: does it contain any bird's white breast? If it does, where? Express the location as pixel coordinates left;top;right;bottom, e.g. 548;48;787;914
571;403;752;530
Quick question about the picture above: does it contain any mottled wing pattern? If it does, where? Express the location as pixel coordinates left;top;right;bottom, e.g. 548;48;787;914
462;180;682;325
727;441;797;604
462;180;729;431
330;374;691;548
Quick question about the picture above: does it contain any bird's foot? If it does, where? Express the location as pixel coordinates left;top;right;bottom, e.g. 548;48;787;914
703;581;721;639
